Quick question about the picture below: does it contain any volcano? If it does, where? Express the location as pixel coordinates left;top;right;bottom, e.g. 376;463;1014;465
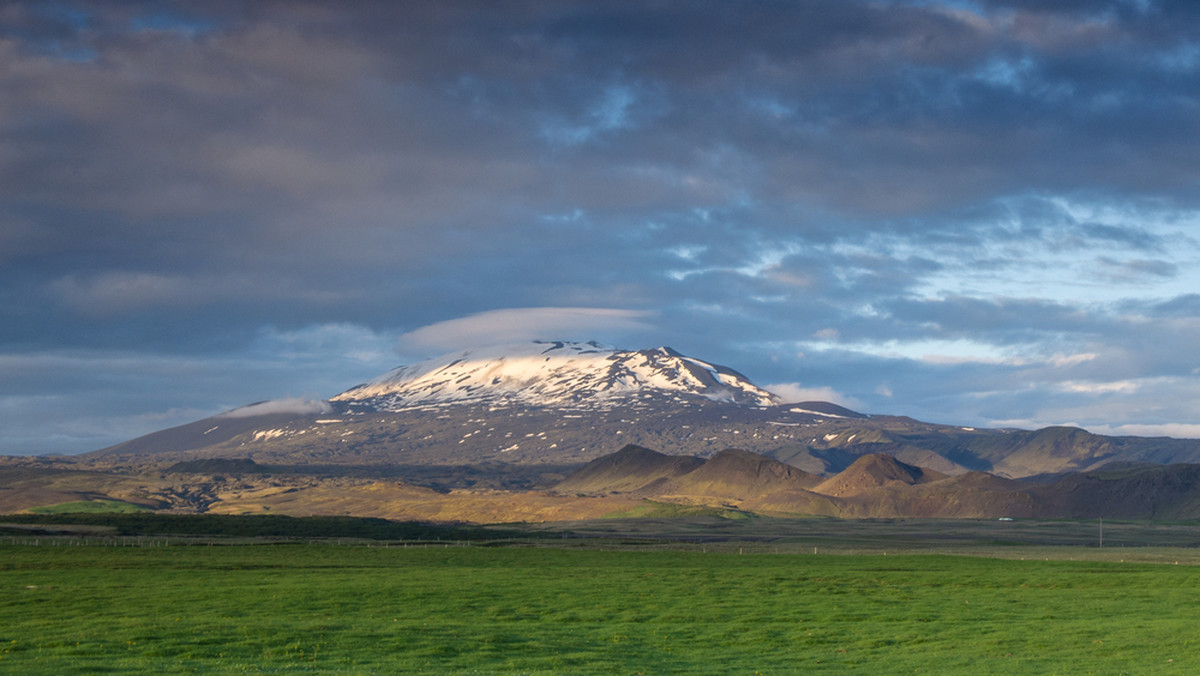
86;341;1200;481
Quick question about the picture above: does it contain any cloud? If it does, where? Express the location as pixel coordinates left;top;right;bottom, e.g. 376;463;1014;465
396;308;655;355
1094;256;1179;282
1056;379;1142;395
1085;423;1200;440
1150;294;1200;317
251;323;396;367
50;272;192;316
763;383;862;409
990;418;1200;441
219;397;333;418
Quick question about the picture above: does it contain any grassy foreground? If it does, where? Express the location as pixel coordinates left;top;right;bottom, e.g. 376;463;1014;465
2;544;1198;674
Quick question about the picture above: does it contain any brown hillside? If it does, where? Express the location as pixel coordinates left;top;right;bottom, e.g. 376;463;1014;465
1031;463;1200;519
765;446;851;475
657;448;822;499
736;489;843;517
0;464;166;513
554;444;703;494
206;480;644;523
887;448;970;476
813;454;946;497
831;472;1038;519
940;471;1026;492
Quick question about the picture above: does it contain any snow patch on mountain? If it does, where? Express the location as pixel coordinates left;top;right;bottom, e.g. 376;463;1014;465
790;407;848;419
332;341;781;411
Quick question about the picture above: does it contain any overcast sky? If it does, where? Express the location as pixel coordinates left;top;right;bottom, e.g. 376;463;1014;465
3;0;1200;455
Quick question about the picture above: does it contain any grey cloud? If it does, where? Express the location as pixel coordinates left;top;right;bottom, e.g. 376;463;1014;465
5;2;1194;250
1076;222;1166;251
1149;294;1200;317
1093;256;1179;281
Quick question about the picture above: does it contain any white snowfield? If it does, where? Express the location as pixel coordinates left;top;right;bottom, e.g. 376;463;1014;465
331;340;781;411
790;407;849;419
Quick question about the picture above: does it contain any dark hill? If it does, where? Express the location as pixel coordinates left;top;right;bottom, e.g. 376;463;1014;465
554;444;703;494
653;448;823;501
656;448;836;516
1032;463;1200;520
967;426;1119;476
829;470;1038;519
813;454;946;497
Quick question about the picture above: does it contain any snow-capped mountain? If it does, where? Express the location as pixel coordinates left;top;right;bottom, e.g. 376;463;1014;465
90;340;871;472
89;340;1200;483
332;340;781;411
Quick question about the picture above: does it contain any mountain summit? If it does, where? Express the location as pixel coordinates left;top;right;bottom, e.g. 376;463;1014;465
332;340;781;411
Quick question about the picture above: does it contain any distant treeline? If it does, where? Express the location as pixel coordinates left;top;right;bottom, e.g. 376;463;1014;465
0;512;527;541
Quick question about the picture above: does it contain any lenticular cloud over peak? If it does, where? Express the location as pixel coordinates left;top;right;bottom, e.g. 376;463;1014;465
395;308;655;355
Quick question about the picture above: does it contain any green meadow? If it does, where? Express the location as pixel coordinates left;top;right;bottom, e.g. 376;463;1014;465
2;541;1198;674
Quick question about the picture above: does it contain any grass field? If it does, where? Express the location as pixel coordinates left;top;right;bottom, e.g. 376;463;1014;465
3;542;1198;674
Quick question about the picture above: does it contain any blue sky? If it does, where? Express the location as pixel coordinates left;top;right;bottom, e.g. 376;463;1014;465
2;0;1199;454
